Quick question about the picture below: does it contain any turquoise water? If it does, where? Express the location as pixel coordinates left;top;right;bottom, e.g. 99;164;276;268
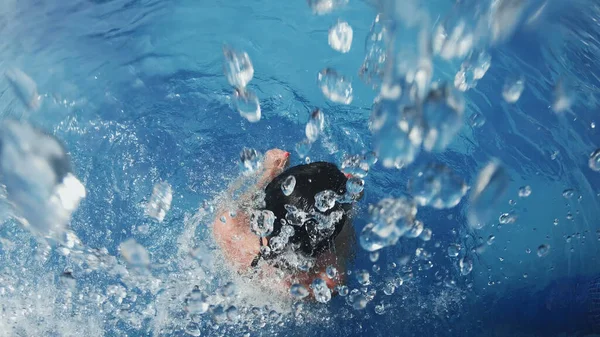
0;0;599;336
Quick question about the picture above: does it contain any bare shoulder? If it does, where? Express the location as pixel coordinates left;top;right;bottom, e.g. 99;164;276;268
212;208;260;272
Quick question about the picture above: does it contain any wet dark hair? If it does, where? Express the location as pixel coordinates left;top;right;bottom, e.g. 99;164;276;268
262;162;353;258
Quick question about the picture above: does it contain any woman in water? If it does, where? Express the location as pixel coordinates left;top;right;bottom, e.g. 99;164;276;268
212;149;357;297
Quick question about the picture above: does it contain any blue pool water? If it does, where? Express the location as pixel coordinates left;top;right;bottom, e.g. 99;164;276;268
0;0;600;336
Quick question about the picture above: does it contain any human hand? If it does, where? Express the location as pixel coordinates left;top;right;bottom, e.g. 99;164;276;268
262;149;290;181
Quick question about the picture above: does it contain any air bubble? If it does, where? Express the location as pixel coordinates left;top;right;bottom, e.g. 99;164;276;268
290;284;309;299
223;46;254;89
356;270;371;286
447;243;461;257
537;244;550;257
234;88;261;122
346;177;365;195
459;256;473;275
326;265;338;279
518;185;531;198
146;182;172;223
249;210;275;237
328;20;353;53
310;278;331;303
454;50;492;91
314;190;338;212
336;285;349;296
239;148;262;174
305;108;325;143
307;0;348;15
281;175;296;196
502;75;525;103
468;160;509;229
369;251;379;263
318;68;353;105
469;112;486;128
589;149;600;172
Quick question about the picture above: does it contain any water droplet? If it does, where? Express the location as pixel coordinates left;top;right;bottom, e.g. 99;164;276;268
502;75;525;103
290;284;309;299
336;285;349;296
487;235;495;245
469;112;486;128
523;273;528;279
589;149;600;172
318;68;353;105
310;278;331;303
223;46;254;89
518;185;531;198
459;256;473;275
307;0;348;15
537;244;550;257
447;243;461;257
422;84;465;152
314;190;338;212
249;210;275;237
146;181;172;222
468;160;510;229
454;50;492;91
326;265;338;279
5;68;41;110
562;189;575;199
0;121;86;236
239;148;262;174
356;270;371;286
305;108;325;142
119;239;150;267
525;248;531;254
592;122;596;129
360;14;387;88
233;88;261;122
328;20;353;53
281;175;296;196
553;218;559;226
409;162;468;209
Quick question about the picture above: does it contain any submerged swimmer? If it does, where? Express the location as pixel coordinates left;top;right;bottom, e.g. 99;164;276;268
212;149;358;298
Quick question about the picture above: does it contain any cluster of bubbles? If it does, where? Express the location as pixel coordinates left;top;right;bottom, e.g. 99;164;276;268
223;46;261;122
359;196;422;252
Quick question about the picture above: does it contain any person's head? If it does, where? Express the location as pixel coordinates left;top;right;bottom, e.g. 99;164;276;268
262;162;355;258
